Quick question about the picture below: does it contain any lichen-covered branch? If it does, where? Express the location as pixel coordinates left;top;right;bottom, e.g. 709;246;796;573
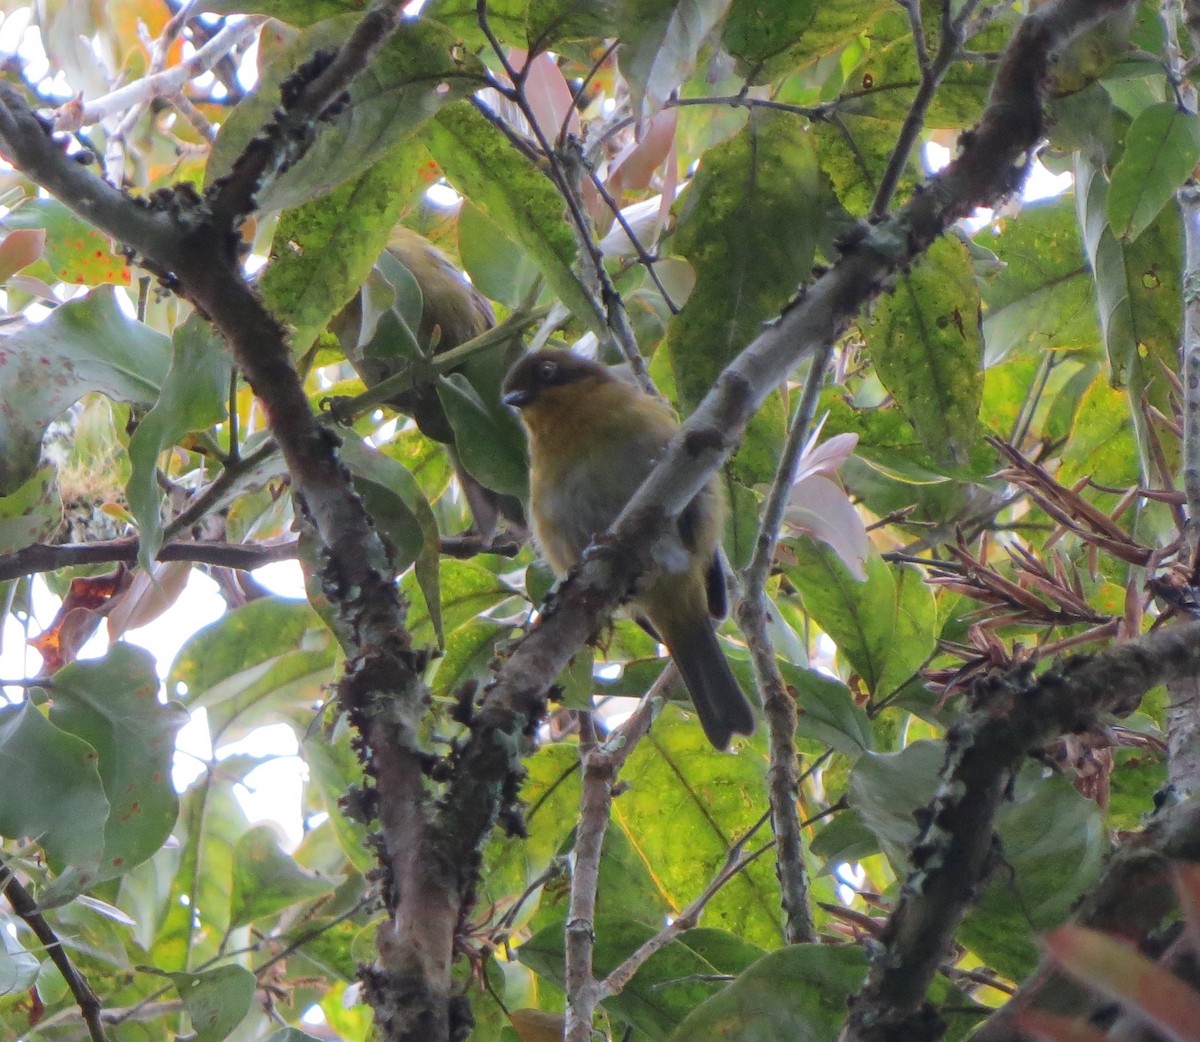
441;0;1138;939
842;619;1200;1042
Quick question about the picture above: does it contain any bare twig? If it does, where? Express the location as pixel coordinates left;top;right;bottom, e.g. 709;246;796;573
54;17;264;132
3;872;109;1042
736;343;833;944
474;1;651;391
870;0;967;217
564;668;675;1042
0;537;298;581
596;827;775;1001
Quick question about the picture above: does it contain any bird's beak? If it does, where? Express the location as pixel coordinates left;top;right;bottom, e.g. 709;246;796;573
502;390;531;408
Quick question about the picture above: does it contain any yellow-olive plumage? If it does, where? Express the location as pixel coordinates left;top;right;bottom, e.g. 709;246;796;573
335;227;525;538
502;349;756;749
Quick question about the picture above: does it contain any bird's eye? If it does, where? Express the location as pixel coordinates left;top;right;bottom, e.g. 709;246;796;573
539;359;557;381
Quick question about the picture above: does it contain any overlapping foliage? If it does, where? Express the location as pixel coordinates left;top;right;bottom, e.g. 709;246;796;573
0;1;1196;1041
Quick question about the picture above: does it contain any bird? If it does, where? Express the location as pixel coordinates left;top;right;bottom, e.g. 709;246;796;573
501;348;756;749
334;226;526;540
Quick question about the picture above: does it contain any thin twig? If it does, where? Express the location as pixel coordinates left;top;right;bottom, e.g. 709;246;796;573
736;343;833;944
54;17;264;132
596;829;776;1001
0;537;298;581
4;872;109;1042
475;1;651;390
585;164;679;314
1179;184;1200;563
870;0;966;217
564;667;676;1042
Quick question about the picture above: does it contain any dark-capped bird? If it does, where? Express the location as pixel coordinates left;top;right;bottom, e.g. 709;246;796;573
502;349;755;749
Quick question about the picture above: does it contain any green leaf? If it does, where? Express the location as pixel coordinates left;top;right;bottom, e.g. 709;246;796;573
401;557;516;647
420;0;527;51
336;435;442;590
667;944;868;1041
436;371;530;500
595;818;672;927
430;617;508;697
1076;153;1182;390
38;646;186;905
2;197;133;286
260;142;427;355
230;825;337;927
813;114;915;218
723;0;887;78
1108;103;1200;243
0;465;61;556
304;729;375;874
127;315;231;566
810;809;881;869
980;198;1099;364
206;17;485;212
848;739;943;868
854;14;992;128
422;102;602;333
168;597;338;745
618;0;732;117
159;770;255;970
1059;374;1140;488
196;0;358;21
481;743;579;928
169;964;256;1042
961;769;1103;979
458;202;541;310
0;702;108;868
785;539;935;701
262;1030;326;1042
667;110;826;411
519;915;739;1039
777;662;873;754
527;0;618;50
614;707;778;948
0;286;171;495
862;236;983;466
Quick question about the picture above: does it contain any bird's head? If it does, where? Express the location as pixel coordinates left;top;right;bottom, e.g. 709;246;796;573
501;350;609;412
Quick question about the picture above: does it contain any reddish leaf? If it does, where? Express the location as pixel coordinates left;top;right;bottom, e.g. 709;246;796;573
1045;924;1200;1042
28;568;132;671
1017;1010;1112;1042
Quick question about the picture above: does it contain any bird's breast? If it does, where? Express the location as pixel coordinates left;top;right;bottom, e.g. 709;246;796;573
524;386;677;574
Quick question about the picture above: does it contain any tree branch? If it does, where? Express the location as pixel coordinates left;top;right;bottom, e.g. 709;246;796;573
971;794;1200;1042
0;6;458;1037
735;344;832;945
3;872;109;1042
439;0;1137;929
564;669;674;1042
842;619;1200;1042
0;537;299;581
0;82;183;264
206;0;411;225
0;532;518;582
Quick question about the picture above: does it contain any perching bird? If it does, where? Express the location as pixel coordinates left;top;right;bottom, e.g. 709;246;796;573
501;349;756;749
334;227;526;540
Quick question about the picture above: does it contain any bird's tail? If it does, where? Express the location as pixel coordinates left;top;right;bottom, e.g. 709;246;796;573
655;607;756;750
